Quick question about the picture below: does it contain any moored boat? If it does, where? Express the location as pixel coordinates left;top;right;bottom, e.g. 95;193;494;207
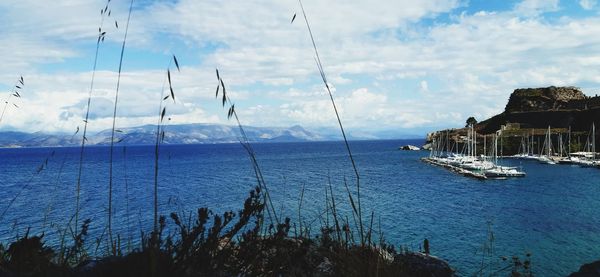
485;166;526;178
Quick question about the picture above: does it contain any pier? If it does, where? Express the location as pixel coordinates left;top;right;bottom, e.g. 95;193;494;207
422;124;526;179
421;157;488;180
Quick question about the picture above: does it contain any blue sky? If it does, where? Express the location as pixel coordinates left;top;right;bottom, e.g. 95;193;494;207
1;0;600;137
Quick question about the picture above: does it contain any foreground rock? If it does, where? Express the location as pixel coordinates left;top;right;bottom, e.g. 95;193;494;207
67;248;454;277
568;260;600;277
399;145;421;151
394;252;454;277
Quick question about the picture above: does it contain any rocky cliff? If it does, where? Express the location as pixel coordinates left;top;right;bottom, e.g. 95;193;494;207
478;86;600;134
424;86;600;154
504;86;587;113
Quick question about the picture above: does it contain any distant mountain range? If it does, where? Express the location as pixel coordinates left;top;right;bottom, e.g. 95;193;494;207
0;123;421;148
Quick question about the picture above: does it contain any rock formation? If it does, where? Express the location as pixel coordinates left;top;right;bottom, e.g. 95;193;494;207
478;86;600;133
423;86;600;154
504;86;587;113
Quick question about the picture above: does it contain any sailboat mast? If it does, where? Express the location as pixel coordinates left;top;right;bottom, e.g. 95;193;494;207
500;132;503;158
466;127;468;157
547;126;551;157
468;124;472;157
494;134;498;164
446;130;449;155
568;126;571;157
593;122;596;162
474;130;477;157
525;134;528;155
470;124;473;157
531;129;534;156
558;133;563;157
484;134;486;159
472;125;475;158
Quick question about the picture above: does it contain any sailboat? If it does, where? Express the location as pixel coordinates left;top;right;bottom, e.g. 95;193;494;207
424;125;527;179
455;124;494;170
558;126;582;164
512;135;529;159
577;123;597;167
523;129;537;159
591;122;597;167
538;126;556;165
485;132;526;177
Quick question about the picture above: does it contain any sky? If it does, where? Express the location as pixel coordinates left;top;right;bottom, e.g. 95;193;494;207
1;0;600;136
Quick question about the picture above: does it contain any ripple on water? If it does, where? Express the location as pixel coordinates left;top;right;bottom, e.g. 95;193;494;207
1;140;599;276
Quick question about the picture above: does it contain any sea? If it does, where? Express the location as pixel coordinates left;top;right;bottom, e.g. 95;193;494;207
1;139;599;276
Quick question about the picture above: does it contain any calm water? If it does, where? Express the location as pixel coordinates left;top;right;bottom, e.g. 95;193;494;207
1;139;599;276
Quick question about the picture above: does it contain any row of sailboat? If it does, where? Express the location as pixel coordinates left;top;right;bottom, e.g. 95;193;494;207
512;123;599;168
422;124;526;179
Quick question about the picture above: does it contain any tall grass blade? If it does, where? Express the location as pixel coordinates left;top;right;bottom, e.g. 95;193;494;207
297;0;364;245
154;57;179;234
161;107;166;122
328;176;342;242
107;0;134;254
215;70;279;225
298;183;305;237
75;0;112;237
173;55;180;72
0;76;24;124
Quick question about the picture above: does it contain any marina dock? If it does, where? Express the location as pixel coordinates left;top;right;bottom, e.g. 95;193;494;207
421;157;488;180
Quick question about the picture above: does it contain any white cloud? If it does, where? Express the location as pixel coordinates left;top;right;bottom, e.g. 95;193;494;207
420;80;429;93
143;0;463;46
239;88;436;129
3;0;600;135
580;0;597;10
0;68;221;133
514;0;560;16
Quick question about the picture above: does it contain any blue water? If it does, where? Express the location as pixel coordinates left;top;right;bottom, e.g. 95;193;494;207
1;139;599;276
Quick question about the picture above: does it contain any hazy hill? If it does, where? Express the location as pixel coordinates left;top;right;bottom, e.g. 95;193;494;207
0;123;415;148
